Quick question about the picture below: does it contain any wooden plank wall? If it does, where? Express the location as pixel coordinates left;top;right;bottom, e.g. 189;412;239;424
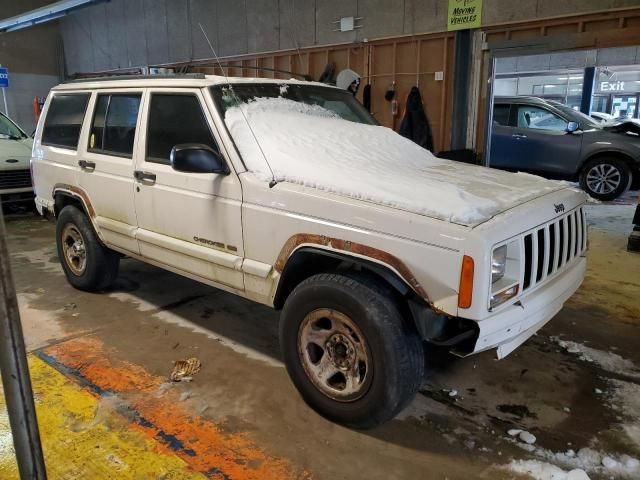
190;32;456;153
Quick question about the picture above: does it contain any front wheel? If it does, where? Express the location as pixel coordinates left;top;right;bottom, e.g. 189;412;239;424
579;157;631;201
280;273;424;429
56;205;119;291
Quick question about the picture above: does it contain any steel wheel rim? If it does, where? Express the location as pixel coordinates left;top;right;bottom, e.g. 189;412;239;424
586;163;622;195
61;224;87;276
298;308;371;402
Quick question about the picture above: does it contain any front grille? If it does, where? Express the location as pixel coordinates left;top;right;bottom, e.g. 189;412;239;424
0;169;32;190
521;206;586;293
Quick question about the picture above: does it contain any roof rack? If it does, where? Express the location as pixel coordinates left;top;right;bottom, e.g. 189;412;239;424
63;73;207;84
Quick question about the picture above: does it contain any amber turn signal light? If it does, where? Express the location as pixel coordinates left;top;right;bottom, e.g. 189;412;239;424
458;255;474;309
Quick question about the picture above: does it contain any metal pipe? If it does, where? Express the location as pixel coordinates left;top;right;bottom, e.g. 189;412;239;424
0;0;107;33
451;29;472;150
580;66;596;115
0;209;47;479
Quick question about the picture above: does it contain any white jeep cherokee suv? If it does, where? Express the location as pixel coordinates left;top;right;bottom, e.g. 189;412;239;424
32;75;587;428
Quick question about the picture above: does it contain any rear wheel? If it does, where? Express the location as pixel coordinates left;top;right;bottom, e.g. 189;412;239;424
280;273;424;429
56;205;119;291
580;157;631;201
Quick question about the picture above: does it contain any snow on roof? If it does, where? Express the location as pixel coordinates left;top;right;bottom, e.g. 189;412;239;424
225;97;566;226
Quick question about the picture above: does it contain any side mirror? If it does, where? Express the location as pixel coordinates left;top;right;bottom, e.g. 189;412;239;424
566;121;579;133
170;144;229;174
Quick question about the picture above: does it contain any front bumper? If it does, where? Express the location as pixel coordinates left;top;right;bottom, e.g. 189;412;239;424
471;256;586;359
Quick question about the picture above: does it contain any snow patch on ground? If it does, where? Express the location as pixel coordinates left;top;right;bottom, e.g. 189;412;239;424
550;337;640;451
507;441;640;479
508;460;589;480
551;336;640;379
607;379;640;450
226;97;568;226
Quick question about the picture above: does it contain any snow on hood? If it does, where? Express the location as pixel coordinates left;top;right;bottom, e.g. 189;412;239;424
225;97;566;226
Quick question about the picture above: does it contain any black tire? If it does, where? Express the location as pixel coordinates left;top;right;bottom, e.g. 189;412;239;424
280;273;424;429
56;205;119;291
579;157;631;201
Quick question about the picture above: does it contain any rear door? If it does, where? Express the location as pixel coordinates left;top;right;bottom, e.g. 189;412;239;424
132;88;244;291
78;89;143;253
488;102;516;169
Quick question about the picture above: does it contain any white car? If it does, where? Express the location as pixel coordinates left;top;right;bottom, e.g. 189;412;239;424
31;75;587;428
0;112;34;204
590;111;613;123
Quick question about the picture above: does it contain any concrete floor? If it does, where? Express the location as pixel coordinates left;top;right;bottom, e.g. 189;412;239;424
0;196;639;479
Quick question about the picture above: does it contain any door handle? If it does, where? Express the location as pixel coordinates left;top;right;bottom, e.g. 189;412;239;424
512;134;528;139
78;159;96;170
134;170;156;184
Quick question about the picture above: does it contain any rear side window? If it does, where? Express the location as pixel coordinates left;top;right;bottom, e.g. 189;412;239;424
146;94;218;165
493;104;511;126
89;93;141;157
42;94;90;148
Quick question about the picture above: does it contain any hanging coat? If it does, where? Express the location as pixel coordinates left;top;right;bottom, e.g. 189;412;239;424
399;86;434;152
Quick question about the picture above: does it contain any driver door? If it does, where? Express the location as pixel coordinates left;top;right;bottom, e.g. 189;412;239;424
507;104;583;177
133;88;244;291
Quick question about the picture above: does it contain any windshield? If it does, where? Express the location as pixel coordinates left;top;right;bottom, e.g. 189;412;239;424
0;112;26;139
210;83;377;126
552;103;601;129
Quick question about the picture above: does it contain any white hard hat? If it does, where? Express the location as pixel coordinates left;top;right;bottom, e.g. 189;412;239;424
336;69;360;90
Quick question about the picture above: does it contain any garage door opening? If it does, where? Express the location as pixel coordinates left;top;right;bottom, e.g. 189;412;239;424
485;46;640;201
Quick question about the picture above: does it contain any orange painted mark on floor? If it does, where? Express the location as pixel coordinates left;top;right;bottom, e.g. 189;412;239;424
42;336;310;480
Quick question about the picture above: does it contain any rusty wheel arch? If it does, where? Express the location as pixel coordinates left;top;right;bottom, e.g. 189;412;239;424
52;184;96;219
273;234;431;308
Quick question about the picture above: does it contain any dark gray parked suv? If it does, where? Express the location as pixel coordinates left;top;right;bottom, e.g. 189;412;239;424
490;96;640;200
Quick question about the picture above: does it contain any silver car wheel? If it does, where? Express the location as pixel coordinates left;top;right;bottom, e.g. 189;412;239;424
586;163;622;195
298;308;371;402
61;224;87;276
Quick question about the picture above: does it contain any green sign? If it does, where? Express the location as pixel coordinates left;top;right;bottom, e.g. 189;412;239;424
448;0;482;31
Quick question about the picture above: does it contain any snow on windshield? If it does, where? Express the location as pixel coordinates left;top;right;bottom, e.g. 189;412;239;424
225;97;565;225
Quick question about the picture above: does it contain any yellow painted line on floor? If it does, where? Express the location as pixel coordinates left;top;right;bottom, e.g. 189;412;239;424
42;336;310;480
0;355;206;480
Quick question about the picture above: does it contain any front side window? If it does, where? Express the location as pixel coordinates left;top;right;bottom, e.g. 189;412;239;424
517;105;567;131
146;94;218;165
89;93;141;156
42;93;90;148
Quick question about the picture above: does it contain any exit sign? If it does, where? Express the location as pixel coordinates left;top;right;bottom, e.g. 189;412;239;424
600;81;625;92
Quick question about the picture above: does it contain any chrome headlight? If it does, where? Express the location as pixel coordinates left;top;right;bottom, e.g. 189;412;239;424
489;241;521;310
491;245;507;284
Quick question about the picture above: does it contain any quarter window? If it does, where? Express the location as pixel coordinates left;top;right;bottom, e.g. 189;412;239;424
42;94;90;148
89;93;141;156
146;94;218;165
516;105;567;131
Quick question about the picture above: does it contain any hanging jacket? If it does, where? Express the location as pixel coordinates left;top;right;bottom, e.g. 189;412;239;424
363;84;371;112
399;86;434;152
